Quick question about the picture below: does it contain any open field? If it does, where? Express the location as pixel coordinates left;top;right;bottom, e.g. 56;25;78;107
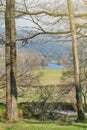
35;69;67;85
0;69;75;103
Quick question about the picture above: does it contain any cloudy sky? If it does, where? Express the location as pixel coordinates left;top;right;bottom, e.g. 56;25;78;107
0;0;86;28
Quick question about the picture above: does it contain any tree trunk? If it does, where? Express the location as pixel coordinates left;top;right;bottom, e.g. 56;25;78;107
67;0;85;121
5;0;18;122
5;0;11;120
83;93;87;109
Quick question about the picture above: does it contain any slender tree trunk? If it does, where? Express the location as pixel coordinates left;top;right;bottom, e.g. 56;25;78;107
10;0;18;122
67;0;85;121
5;0;11;120
5;0;18;122
83;95;86;108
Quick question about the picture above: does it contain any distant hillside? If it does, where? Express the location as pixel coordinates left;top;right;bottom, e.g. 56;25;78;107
18;42;72;61
0;28;72;61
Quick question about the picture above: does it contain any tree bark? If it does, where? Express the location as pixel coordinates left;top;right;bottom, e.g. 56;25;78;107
5;0;11;120
67;0;85;121
5;0;18;122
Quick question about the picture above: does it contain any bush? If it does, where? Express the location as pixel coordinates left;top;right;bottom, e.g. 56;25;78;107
23;111;32;119
18;102;76;120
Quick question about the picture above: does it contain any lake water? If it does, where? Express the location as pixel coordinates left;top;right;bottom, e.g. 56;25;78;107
46;62;64;69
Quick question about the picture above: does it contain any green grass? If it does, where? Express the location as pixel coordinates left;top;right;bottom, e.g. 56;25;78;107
0;119;87;130
0;104;5;118
35;69;66;85
0;103;87;130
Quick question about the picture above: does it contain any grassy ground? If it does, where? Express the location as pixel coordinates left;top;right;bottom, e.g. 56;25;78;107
0;104;87;130
0;119;87;130
35;69;66;85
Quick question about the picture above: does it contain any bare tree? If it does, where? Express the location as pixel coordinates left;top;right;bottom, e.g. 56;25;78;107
67;0;85;121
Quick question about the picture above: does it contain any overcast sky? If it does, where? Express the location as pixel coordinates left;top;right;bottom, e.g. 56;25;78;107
15;0;87;28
